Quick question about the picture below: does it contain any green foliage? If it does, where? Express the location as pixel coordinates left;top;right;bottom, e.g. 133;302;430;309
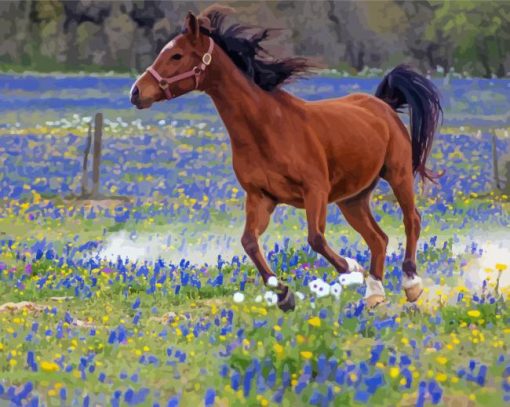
429;1;510;77
0;0;509;76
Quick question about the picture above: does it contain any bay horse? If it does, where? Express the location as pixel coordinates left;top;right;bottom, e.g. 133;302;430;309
130;6;442;311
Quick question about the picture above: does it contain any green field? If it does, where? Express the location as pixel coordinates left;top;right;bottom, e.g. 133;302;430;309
0;74;509;406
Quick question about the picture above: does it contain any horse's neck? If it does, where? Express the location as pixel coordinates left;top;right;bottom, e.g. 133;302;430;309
205;52;280;149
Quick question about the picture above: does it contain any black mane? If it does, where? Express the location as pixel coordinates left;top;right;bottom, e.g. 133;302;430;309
200;8;314;92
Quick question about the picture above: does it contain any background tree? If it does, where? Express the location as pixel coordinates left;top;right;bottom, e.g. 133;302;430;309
0;0;508;77
429;1;510;77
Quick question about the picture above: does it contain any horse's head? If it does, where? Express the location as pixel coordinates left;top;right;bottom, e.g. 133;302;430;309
130;11;213;109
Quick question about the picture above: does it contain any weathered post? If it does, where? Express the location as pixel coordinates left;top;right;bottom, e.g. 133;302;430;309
81;121;92;197
92;112;103;198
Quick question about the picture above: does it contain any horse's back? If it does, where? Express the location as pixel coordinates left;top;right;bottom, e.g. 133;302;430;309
310;92;398;118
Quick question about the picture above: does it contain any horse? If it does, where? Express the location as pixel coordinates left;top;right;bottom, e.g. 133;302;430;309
130;5;442;312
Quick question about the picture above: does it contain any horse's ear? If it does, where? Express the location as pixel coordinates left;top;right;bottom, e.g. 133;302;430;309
184;11;199;40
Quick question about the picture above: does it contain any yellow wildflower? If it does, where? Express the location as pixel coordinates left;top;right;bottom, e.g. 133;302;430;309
436;373;448;382
300;351;313;359
389;367;400;378
41;361;60;372
273;343;284;354
308;316;321;327
436;356;448;365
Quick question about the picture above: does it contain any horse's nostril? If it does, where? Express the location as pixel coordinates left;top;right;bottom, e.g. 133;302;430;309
130;86;140;104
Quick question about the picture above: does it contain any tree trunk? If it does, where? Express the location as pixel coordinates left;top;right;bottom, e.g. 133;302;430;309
495;39;506;78
477;41;492;78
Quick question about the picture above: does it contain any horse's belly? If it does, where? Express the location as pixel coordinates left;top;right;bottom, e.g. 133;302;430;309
235;162;306;207
262;172;306;207
328;164;382;202
325;140;387;202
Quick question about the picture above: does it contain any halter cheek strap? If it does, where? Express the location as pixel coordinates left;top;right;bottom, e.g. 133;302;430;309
146;37;214;100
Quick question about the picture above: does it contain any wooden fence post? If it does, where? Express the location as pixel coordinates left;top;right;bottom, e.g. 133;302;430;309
80;121;92;197
92;113;103;198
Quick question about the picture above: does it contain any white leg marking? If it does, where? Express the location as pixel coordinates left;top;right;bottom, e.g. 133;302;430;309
345;257;363;273
403;274;422;289
365;275;385;298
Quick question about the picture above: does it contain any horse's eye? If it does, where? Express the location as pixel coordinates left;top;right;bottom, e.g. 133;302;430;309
171;54;182;61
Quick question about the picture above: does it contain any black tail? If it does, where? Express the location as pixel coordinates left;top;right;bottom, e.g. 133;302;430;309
375;65;442;181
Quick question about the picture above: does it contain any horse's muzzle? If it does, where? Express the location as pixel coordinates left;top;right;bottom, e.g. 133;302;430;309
130;86;141;106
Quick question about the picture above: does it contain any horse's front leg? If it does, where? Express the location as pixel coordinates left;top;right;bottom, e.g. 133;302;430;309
241;191;295;311
304;189;352;274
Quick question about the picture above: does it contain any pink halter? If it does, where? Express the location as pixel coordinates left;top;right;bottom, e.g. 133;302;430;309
146;37;215;100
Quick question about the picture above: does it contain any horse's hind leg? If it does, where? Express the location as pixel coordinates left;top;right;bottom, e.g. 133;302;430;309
337;191;389;308
383;168;423;302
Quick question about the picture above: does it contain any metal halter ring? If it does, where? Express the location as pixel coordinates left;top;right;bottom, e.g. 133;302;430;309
202;53;212;66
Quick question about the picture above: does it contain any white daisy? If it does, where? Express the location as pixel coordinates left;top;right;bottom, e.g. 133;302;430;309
264;291;278;306
267;276;278;287
316;280;330;298
309;279;321;294
331;283;342;299
233;292;245;303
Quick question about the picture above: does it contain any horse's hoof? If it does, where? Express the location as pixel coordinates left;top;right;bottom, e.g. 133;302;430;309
404;284;423;303
365;294;387;309
403;275;423;303
277;289;295;312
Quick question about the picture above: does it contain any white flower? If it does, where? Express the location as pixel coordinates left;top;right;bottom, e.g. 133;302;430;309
267;276;278;287
309;279;330;297
339;271;364;286
309;279;321;294
233;292;245;303
295;291;305;301
254;295;262;303
331;283;342;299
264;291;278;306
316;281;330;298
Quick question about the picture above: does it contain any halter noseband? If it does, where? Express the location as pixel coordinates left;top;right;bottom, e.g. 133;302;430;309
146;37;214;100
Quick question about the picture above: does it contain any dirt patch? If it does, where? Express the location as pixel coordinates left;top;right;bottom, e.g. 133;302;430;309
0;301;45;314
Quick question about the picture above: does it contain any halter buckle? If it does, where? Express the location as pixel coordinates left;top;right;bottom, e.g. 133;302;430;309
202;53;212;66
159;80;169;90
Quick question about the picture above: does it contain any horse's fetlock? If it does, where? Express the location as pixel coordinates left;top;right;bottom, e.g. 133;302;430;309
402;259;417;277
